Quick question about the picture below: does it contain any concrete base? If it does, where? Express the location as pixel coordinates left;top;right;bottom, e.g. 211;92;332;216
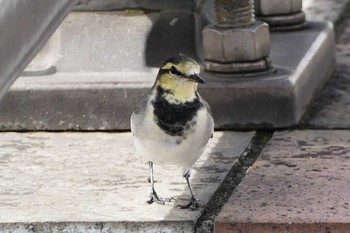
0;131;254;232
204;21;335;129
0;11;335;130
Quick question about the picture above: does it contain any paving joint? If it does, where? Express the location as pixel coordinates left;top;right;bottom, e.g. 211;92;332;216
195;130;273;233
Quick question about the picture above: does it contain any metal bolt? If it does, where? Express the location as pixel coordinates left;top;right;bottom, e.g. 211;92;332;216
202;0;271;73
215;0;255;28
254;0;305;30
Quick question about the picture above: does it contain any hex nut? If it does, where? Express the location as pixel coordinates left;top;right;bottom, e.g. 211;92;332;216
202;21;270;63
254;0;302;16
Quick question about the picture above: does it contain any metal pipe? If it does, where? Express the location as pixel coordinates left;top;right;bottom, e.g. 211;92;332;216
0;0;76;100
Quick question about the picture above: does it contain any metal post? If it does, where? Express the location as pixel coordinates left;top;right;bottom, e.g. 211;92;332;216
202;0;271;74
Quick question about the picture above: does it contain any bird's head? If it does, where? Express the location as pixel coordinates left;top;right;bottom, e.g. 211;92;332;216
154;55;204;102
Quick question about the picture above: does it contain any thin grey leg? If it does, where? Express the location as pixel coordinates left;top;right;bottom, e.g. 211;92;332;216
177;171;200;210
146;161;174;205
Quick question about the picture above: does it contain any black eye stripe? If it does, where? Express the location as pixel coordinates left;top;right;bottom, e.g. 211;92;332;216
160;65;194;78
168;66;183;76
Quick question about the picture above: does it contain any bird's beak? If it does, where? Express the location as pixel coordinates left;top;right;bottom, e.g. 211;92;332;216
188;74;205;84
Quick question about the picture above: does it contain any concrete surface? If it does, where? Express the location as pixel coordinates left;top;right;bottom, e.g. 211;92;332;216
215;130;350;233
0;131;254;232
303;0;350;23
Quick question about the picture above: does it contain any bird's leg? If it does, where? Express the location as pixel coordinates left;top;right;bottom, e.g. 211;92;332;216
146;161;173;204
177;171;201;210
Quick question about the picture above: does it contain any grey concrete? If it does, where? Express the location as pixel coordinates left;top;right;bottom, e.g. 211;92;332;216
215;130;350;232
0;0;76;99
303;0;350;23
0;13;335;130
0;131;254;232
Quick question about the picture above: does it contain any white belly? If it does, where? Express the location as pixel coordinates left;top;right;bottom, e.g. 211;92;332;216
133;108;212;173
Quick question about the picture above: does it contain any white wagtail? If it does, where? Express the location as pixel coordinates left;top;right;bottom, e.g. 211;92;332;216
131;54;214;210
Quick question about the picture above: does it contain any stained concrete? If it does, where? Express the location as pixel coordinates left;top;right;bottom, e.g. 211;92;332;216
215;130;350;233
0;131;254;232
304;0;350;23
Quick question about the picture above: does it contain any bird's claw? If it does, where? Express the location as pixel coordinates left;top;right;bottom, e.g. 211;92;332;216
176;197;201;210
147;192;175;205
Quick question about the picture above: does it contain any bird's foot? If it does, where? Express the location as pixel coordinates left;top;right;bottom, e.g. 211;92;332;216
147;191;175;205
176;197;201;210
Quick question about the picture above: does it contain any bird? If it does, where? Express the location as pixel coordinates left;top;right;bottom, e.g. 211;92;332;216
130;54;214;210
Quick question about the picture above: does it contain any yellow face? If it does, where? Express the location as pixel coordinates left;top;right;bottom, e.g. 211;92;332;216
156;60;202;103
161;60;200;78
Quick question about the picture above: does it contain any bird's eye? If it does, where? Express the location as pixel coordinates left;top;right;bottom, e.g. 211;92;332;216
170;66;177;75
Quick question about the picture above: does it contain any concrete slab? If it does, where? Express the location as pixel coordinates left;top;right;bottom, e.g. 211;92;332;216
215;130;350;233
0;131;254;232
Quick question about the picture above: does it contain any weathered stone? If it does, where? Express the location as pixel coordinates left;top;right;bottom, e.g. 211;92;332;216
215;130;350;233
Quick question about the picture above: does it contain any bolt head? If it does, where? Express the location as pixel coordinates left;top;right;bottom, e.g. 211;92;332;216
202;21;270;63
254;0;302;16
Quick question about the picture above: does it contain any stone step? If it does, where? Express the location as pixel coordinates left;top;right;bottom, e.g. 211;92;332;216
215;130;350;233
0;131;254;232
